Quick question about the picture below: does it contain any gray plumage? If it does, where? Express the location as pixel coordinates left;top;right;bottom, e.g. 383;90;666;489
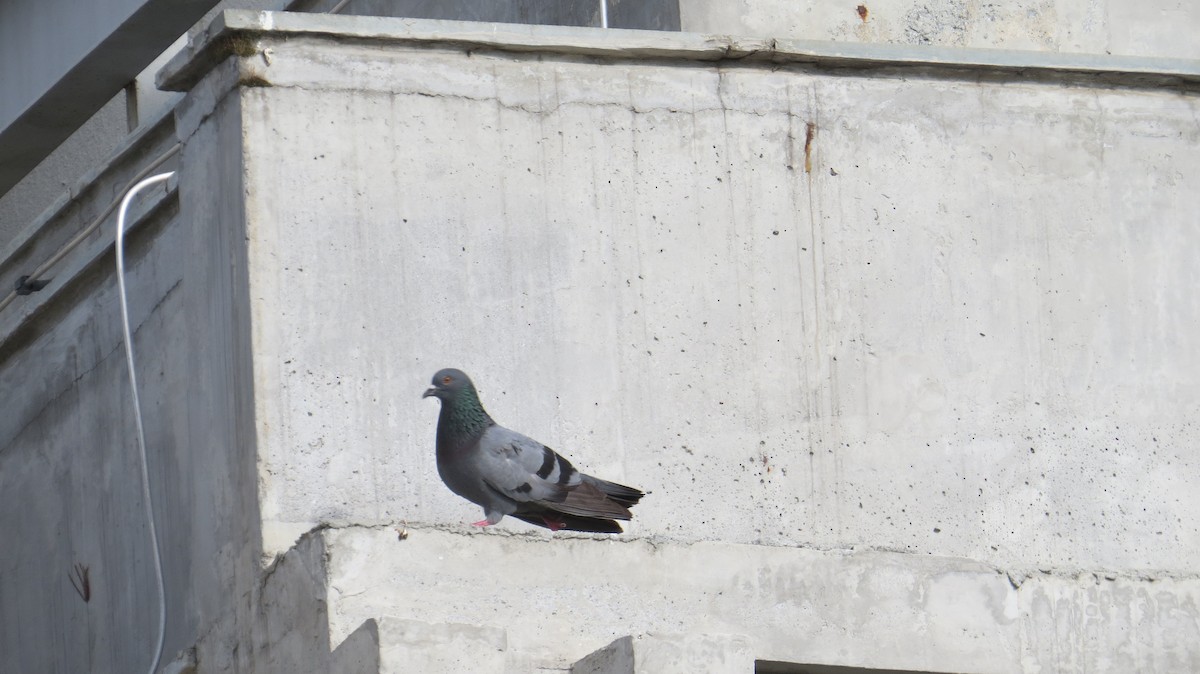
422;368;645;533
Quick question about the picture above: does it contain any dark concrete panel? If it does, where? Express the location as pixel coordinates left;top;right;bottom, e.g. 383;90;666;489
0;0;222;198
293;0;680;30
607;0;680;30
344;0;597;26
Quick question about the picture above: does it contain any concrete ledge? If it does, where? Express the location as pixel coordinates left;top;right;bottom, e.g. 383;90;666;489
158;10;1200;93
321;526;1200;673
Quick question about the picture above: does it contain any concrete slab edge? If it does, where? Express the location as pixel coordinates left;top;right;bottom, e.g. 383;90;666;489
304;520;1200;584
157;9;1200;93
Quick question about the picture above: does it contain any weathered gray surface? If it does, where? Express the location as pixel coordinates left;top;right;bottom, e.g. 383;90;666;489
0;54;262;672
189;17;1200;578
679;0;1200;60
2;10;1198;673
323;527;1199;672
0;193;188;673
221;16;1199;670
159;12;1200;92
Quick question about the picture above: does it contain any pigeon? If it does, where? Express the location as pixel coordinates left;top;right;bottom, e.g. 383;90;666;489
422;368;645;533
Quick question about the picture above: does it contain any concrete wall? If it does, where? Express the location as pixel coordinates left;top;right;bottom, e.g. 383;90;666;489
162;12;1197;672
166;13;1200;575
0;163;188;673
0;75;265;673
679;0;1200;59
3;9;1198;673
8;0;1191;252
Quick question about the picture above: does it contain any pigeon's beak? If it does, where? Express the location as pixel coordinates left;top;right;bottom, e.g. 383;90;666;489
422;387;437;399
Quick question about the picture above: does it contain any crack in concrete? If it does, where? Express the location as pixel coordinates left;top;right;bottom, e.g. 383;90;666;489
234;69;800;119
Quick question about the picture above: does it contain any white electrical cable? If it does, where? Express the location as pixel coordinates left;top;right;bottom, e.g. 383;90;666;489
116;171;174;674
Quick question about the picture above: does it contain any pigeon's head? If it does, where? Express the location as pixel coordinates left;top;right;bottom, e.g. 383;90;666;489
422;368;474;401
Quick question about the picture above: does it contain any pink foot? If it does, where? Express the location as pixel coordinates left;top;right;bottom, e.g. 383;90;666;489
542;516;565;532
471;520;493;527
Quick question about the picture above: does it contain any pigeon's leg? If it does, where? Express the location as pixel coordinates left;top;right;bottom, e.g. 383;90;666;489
473;511;504;527
541;514;565;532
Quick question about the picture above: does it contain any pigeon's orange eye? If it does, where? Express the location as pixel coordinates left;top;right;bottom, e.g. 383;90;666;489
442;376;453;385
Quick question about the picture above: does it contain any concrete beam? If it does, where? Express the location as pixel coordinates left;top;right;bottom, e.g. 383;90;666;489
0;0;220;198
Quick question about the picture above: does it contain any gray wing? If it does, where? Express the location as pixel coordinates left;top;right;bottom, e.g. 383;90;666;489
475;425;632;520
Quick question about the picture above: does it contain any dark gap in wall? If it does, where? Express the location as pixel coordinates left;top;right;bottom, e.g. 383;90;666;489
756;661;975;674
289;0;680;31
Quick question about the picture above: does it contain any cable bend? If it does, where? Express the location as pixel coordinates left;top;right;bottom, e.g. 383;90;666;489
115;171;174;674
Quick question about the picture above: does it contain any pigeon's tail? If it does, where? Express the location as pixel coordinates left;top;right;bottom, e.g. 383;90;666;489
582;475;646;509
512;512;624;534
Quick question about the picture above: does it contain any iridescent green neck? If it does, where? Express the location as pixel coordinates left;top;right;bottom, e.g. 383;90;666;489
438;384;493;446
